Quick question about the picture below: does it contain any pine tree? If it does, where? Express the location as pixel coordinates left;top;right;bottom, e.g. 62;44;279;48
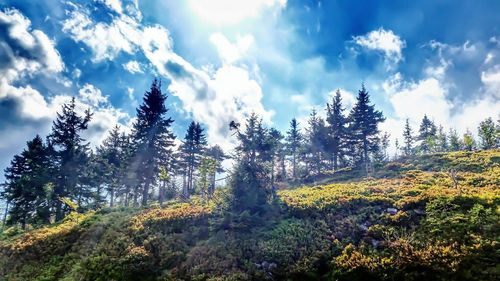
2;136;54;227
418;114;437;154
348;84;385;172
229;114;273;215
179;121;207;198
204;145;227;197
49;97;92;220
268;128;284;189
132;79;175;206
286;118;302;180
326;90;347;170
372;132;390;166
402;119;414;156
477;117;497;150
436;125;448;152
96;125;124;207
448;128;462;151
305;109;328;176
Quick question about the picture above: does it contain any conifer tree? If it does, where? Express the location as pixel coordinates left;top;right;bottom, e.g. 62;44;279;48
96;125;123;207
49;97;92;220
286;118;302;179
305;109;328;176
347;84;385;172
436;125;448;152
477;117;497;150
402;119;414;156
204;145;227;197
418;114;437;154
448;128;462;151
132;79;175;206
179;121;207;198
326;90;347;170
2;135;54;227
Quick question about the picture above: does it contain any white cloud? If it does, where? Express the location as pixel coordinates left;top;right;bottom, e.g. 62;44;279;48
210;33;254;64
122;60;142;73
187;0;287;25
481;65;500;99
353;28;406;65
62;3;273;151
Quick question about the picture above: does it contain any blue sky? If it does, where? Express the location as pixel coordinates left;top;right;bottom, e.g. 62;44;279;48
0;0;499;175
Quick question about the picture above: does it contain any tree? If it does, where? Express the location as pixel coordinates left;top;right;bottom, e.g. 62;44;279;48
132;79;175;206
204;145;227;197
1;136;54;227
326;90;347;170
286;118;302;179
304;109;328;176
436;125;448;152
463;130;476;151
372;132;390;166
179;121;207;198
448;129;462;151
417;114;437;154
49;97;92;220
268;128;284;190
402;119;414;156
477;117;497;150
229;114;273;215
347;84;385;172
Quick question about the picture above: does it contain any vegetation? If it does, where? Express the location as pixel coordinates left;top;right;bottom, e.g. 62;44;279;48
0;150;498;280
1;79;499;280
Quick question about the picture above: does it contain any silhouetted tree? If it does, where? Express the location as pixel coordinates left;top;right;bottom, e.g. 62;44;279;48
49;97;92;220
326;90;347;170
347;84;385;172
286;118;302;179
132;79;175;206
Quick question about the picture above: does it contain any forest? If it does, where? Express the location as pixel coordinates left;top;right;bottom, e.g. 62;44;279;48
0;79;498;280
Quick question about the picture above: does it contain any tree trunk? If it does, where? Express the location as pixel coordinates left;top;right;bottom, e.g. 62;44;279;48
142;181;150;207
2;200;9;226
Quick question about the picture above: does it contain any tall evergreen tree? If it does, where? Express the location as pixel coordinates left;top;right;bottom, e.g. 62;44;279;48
402;119;414;156
305;109;328;176
347;84;385;172
477;117;497;150
286;118;302;179
417;114;437;154
180;121;207;198
49;97;92;220
132;79;175;206
204;145;227;197
2;135;54;227
96;125;124;207
436;125;448;152
326;90;347;170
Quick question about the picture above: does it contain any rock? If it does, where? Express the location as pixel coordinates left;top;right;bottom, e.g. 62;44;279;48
386;208;398;215
414;209;426;215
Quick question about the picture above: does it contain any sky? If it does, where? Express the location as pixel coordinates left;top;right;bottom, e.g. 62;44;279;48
0;0;499;178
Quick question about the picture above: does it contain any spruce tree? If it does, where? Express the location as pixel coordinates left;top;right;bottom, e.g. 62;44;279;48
49;97;92;220
180;121;207;198
348;84;385;172
436;125;448;152
2;135;53;227
286;118;302;179
96;125;123;207
418;114;437;154
132;79;175;206
448;129;462;151
402;119;414;156
326;90;347;170
477;117;497;149
204;145;227;197
305;109;328;176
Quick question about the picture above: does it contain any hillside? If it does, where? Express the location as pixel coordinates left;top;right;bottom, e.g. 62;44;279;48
0;150;499;281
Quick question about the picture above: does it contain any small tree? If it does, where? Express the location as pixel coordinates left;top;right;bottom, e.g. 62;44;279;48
463;130;476;151
402;119;414;156
286;118;302;180
477;117;497;150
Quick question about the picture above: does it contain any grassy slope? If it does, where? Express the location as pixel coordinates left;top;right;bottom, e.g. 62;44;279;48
0;150;499;281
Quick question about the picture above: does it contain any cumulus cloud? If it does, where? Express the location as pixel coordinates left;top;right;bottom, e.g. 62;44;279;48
481;65;500;99
353;28;406;66
122;60;142;73
62;3;273;150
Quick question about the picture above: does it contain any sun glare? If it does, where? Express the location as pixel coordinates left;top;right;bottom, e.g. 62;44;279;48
187;0;286;25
